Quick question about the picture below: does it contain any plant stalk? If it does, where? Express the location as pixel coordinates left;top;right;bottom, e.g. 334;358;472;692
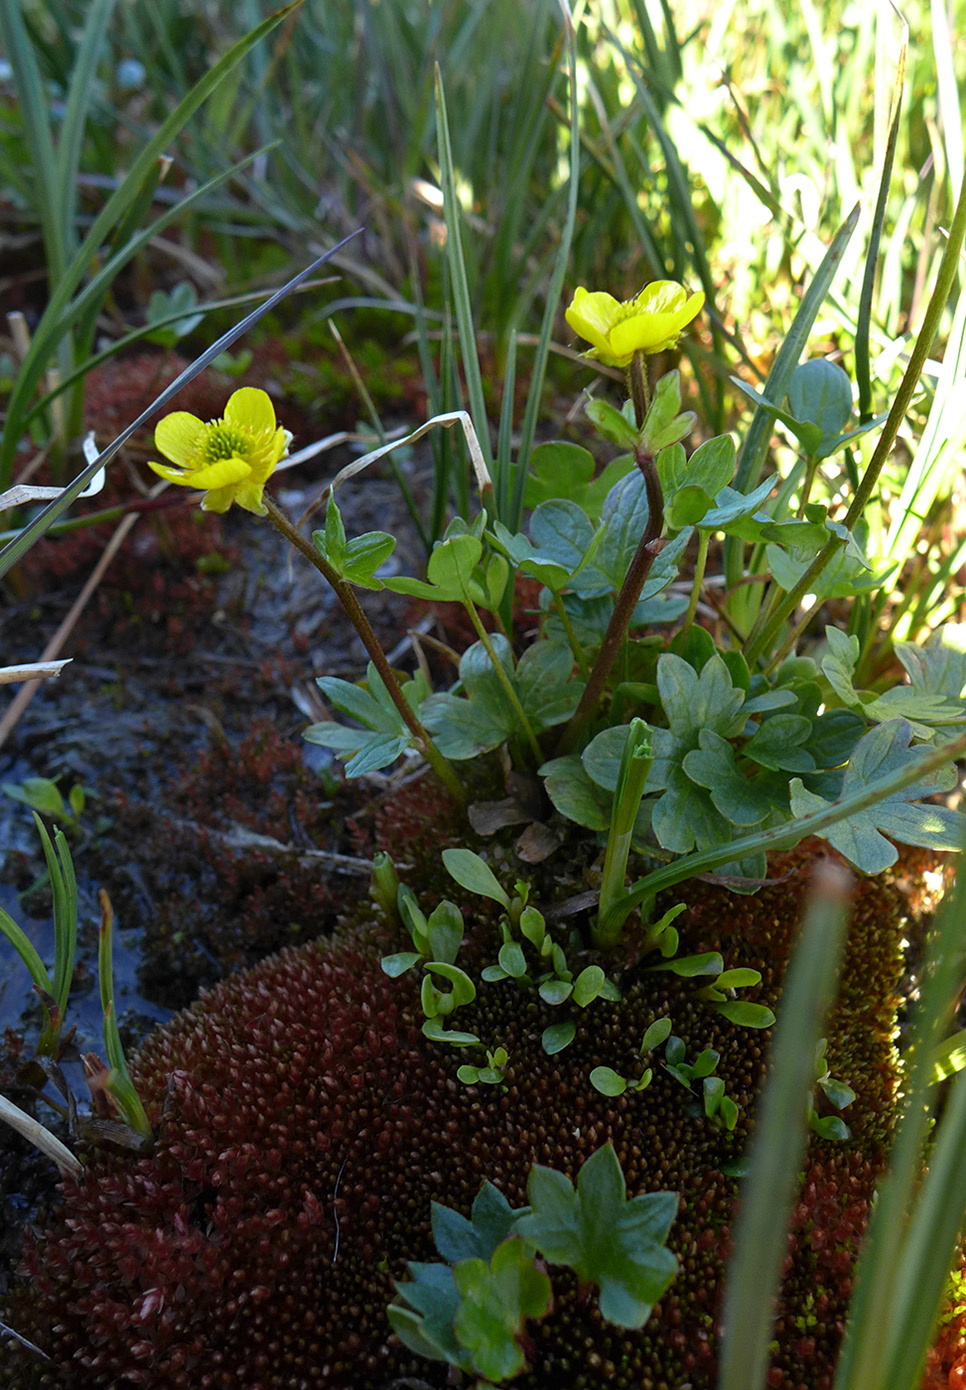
264;496;466;807
555;441;664;754
595;719;653;949
680;529;710;640
461;601;544;764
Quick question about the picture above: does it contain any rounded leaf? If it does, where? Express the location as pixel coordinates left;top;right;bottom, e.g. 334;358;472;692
590;1066;627;1096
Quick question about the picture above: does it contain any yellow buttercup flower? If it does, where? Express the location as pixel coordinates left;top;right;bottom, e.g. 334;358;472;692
565;282;705;368
148;387;292;515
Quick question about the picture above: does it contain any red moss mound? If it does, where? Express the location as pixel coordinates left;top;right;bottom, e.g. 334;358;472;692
0;845;942;1389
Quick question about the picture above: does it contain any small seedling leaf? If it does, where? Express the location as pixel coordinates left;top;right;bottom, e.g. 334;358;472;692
590;1066;627;1096
542;1021;576;1054
442;848;511;906
715;1001;776;1029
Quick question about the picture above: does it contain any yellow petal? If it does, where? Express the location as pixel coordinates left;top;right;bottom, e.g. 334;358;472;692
565;288;622;355
610;311;683;357
188;457;253;489
155;412;203;466
679;289;705;323
199;486;234;514
224;387;276;436
609;289;705;358
228;479;269;515
633;281;688;315
147;460;190;486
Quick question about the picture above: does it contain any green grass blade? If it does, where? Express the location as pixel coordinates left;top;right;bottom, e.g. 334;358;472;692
834;867;966;1389
54;826;78;1016
0;0;67;283
719;862;850;1390
0;903;54;999
856;35;906;422
105;152;170;261
495;330;518;525
31;817;77;1019
731;201;861;497
931;0;964;203
434;65;494;482
98;891;152;1139
578;77;667;280
884;277;966;561
2;144;275;491
882;1070;966;1389
510;0;580;530
55;0;116;248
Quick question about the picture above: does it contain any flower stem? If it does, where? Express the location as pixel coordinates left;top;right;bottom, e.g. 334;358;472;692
680;529;710;640
555;441;664;755
628;352;651;428
595;719;652;950
263;495;466;807
462;600;544;765
551;591;590;678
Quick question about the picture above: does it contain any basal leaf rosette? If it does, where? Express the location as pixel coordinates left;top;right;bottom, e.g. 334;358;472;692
148;386;291;515
565;282;705;368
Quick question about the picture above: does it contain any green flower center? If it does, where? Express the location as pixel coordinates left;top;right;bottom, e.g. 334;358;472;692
200;423;250;463
612;301;647;327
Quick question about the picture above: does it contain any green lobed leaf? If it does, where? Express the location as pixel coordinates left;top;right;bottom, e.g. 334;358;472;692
730;375;823;454
682;730;775;826
789;720;965;873
388;1262;464;1367
539;754;612;831
385;530;485;605
696;474;777;534
512;1144;678;1328
823;627;966;737
523;440;634;518
744;714;816;773
306;663;429;776
895;624;966;707
453;1237;553;1383
585;398;640;448
639;372;696;452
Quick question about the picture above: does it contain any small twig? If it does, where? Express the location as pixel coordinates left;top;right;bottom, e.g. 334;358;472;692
0;1316;50;1360
164;817;374;874
0;659;71;685
0;1094;82;1177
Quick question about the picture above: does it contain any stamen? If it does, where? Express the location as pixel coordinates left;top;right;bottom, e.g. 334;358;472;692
201;424;249;463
